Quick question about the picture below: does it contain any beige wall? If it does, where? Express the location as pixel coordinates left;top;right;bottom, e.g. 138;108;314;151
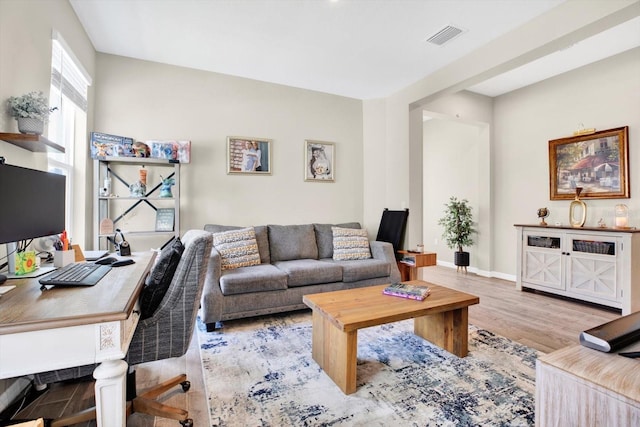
0;0;95;161
421;92;493;274
364;0;640;279
0;0;96;407
492;47;640;276
0;0;96;248
0;0;637;274
93;54;364;241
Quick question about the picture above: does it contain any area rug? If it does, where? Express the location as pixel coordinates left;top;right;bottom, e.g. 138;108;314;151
197;311;540;426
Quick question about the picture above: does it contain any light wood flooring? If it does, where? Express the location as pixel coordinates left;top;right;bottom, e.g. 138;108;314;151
13;265;620;426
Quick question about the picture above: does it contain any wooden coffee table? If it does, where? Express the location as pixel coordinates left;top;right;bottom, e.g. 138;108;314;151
302;281;479;394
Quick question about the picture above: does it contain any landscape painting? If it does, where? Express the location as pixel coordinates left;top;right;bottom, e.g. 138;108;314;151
549;127;629;200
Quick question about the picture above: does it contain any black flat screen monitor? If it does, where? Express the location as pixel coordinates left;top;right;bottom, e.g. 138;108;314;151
0;164;66;244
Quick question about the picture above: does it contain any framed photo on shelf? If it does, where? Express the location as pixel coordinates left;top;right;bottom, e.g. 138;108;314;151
155;208;175;232
227;136;272;174
549;126;629;200
305;140;335;182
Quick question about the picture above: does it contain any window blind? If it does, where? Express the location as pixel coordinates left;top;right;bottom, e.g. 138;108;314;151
51;35;91;111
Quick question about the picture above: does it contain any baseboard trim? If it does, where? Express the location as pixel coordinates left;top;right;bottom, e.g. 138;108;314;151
435;262;515;282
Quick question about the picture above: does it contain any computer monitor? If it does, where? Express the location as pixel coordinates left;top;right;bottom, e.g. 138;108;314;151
0;163;66;280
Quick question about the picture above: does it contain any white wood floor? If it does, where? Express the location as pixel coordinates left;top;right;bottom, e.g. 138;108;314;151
15;265;619;425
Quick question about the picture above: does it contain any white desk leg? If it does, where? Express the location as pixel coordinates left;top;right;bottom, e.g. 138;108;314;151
93;359;128;427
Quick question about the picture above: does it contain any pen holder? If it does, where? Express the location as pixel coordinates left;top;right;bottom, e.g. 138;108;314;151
54;250;75;268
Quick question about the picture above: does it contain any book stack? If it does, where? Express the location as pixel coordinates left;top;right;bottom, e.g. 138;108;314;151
399;256;416;266
383;282;430;301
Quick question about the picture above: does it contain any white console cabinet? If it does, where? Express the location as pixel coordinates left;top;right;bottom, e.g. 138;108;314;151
515;225;640;315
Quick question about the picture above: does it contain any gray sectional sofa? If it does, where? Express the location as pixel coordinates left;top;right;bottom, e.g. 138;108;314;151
201;222;401;331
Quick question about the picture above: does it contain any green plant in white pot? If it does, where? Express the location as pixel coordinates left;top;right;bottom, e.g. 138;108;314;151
438;196;476;272
7;91;56;135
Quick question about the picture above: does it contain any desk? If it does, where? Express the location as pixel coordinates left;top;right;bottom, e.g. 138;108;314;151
0;251;156;427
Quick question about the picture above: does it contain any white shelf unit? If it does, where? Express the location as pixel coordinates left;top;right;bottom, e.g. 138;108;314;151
515;225;640;315
94;156;180;251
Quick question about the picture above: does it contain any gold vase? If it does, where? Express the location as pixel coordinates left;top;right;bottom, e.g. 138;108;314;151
569;187;586;228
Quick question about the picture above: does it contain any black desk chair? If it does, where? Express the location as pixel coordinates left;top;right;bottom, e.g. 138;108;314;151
32;230;213;427
376;208;409;259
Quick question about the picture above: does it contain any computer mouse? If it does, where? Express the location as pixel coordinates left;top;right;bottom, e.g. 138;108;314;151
111;259;135;267
95;256;117;265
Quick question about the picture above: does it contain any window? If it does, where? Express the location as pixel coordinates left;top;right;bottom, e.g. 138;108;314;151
47;32;91;240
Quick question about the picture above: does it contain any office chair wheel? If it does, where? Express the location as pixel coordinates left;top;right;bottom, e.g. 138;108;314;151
179;418;194;427
181;380;191;392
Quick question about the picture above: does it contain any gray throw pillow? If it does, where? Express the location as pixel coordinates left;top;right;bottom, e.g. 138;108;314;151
139;238;185;319
268;224;318;261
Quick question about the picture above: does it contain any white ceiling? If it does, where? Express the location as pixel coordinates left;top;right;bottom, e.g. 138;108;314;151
69;0;640;100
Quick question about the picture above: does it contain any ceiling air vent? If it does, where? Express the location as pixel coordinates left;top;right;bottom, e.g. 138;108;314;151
426;25;464;46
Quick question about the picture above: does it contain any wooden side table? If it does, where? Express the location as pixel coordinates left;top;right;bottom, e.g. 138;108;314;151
397;250;437;281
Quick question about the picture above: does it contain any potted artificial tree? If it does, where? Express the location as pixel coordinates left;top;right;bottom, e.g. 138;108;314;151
7;91;56;135
438;196;476;272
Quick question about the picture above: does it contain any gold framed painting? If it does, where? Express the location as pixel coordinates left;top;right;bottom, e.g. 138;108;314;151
549;126;629;200
227;136;272;175
305;140;335;182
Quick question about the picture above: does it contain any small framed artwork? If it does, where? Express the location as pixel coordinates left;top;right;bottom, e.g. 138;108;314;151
227;136;272;174
549;126;629;200
305;140;335;182
155;208;175;232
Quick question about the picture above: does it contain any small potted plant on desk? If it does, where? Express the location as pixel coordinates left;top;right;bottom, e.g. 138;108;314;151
438;196;476;273
7;91;57;135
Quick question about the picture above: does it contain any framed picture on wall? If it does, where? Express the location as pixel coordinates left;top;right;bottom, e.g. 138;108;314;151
227;136;272;174
305;140;335;182
549;126;629;200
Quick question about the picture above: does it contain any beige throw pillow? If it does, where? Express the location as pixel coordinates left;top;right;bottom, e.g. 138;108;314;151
213;227;261;270
332;227;372;261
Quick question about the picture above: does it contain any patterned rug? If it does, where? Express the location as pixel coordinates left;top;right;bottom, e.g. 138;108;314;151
197;311;540;426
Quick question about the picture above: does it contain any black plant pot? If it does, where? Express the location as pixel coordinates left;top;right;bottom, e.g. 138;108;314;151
454;251;470;267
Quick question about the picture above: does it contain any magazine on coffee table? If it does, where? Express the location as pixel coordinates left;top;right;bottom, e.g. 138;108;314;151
383;282;430;301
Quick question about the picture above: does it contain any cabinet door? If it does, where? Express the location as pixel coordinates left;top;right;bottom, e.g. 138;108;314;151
522;232;564;290
566;235;619;302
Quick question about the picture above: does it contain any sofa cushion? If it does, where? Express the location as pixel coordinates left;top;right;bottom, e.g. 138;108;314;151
268;224;318;262
321;258;390;283
314;222;361;259
205;224;270;263
212;227;261;270
219;264;288;295
332;227;372;261
274;259;342;287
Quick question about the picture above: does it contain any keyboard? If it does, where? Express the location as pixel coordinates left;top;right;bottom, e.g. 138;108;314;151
39;262;112;287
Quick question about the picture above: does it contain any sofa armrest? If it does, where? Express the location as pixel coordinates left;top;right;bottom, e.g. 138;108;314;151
369;240;394;261
369;240;401;283
201;245;224;327
205;244;221;281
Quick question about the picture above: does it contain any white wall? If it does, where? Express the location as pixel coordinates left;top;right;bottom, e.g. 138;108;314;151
93;54;364;242
492;47;640;276
421;92;493;273
0;0;96;249
363;0;640;278
423;119;481;265
0;0;96;409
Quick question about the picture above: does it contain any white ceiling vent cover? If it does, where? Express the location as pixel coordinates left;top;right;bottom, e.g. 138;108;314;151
426;25;465;46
